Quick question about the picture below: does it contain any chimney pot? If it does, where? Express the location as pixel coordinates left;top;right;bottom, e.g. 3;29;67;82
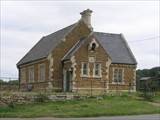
80;9;93;29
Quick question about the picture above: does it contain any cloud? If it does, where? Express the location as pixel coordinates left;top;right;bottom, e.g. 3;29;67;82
0;1;159;78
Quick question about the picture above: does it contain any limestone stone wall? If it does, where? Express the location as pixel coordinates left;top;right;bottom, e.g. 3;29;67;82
72;34;111;92
50;21;91;90
108;64;136;91
19;59;49;91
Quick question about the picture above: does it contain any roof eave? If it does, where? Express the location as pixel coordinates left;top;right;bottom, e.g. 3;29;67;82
111;62;137;66
17;57;47;68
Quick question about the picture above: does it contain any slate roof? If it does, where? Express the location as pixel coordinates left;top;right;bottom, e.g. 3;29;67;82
62;32;137;65
94;32;137;64
17;24;137;66
17;24;76;66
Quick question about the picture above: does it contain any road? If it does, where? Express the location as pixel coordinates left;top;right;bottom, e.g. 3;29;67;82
0;114;160;120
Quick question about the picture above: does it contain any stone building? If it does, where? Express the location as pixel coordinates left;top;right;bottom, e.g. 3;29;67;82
17;9;137;93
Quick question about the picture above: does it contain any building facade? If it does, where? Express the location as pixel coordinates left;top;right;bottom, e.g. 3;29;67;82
17;9;137;93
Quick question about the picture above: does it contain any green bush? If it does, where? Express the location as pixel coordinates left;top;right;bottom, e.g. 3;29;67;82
8;101;15;109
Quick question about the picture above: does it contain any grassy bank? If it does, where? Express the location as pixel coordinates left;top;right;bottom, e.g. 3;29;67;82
0;95;160;118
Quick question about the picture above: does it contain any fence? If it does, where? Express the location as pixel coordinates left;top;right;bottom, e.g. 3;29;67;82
19;78;136;96
70;78;136;96
0;77;19;91
0;76;136;96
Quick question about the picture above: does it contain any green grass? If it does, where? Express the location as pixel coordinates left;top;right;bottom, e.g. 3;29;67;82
0;95;160;118
153;93;160;103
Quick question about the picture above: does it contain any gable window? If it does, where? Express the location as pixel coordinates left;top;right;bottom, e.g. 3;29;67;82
88;38;99;51
93;63;102;77
28;66;34;83
20;68;26;83
91;43;96;51
81;62;89;77
113;68;123;83
38;64;45;82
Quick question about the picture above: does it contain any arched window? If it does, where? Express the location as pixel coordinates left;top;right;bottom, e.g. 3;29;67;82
91;43;96;51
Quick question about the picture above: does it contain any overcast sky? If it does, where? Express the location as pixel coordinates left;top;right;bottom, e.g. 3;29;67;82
0;1;159;78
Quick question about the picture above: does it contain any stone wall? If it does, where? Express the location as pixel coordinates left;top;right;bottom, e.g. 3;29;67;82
50;21;91;90
109;64;136;91
19;21;91;92
72;34;111;92
19;59;50;91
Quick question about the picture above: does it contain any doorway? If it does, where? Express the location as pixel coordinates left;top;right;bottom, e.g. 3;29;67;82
63;70;72;92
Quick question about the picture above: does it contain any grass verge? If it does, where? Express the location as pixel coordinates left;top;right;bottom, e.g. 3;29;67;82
0;95;160;118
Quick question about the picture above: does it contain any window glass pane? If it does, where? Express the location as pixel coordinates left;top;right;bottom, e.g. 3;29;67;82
39;64;45;81
113;69;123;82
118;69;122;82
114;69;118;82
95;64;99;75
94;63;101;76
28;67;34;82
82;63;88;75
84;64;87;69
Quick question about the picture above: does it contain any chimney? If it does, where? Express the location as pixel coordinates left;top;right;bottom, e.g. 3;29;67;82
80;9;93;29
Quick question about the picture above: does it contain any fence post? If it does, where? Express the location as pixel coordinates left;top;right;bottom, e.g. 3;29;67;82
128;82;131;94
116;82;119;95
0;81;1;91
9;78;11;91
76;80;78;94
104;80;106;95
90;78;93;96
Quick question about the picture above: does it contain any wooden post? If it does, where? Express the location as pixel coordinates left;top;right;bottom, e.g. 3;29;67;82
91;78;93;96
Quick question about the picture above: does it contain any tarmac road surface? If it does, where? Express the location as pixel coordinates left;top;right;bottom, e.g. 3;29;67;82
0;114;160;120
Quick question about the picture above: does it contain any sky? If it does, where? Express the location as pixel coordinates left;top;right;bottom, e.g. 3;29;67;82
0;1;159;78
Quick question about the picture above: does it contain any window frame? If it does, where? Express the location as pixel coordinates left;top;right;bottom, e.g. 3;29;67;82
81;62;89;77
112;68;124;84
28;66;34;83
20;68;26;83
93;63;102;78
38;63;46;82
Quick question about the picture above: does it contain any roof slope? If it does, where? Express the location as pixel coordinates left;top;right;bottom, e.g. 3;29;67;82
62;32;137;65
17;24;76;66
17;24;137;66
94;32;137;64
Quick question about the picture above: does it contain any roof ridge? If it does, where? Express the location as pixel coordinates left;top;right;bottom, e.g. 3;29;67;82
44;23;76;38
94;31;121;35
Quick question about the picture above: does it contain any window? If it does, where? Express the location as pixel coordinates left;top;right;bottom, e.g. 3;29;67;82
81;63;89;77
38;64;45;82
94;63;101;77
20;68;26;83
91;43;96;51
113;68;123;83
28;66;34;83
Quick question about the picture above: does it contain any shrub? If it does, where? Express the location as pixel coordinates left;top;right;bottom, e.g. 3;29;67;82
8;101;15;109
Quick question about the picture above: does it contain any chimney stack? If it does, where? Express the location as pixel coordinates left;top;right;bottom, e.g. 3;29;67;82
80;9;93;29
